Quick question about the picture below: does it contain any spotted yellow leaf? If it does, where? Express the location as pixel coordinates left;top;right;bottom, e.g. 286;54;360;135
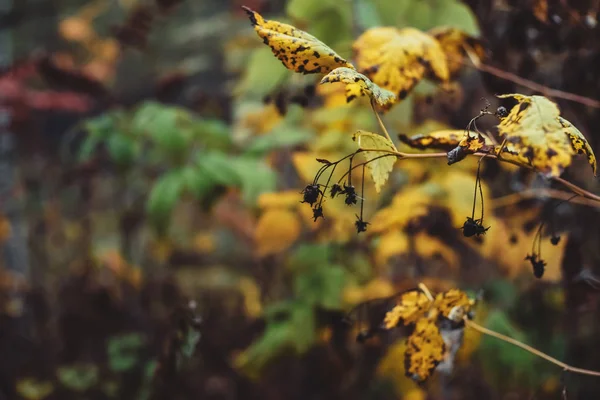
320;67;396;110
404;318;445;382
353;27;449;101
352;130;398;193
496;94;597;177
432;289;475;322
428;27;485;78
383;290;432;329
242;6;354;74
399;129;491;152
447;128;495;164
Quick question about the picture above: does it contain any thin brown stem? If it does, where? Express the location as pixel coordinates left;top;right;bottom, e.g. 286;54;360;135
458;49;600;109
465;318;600;377
491;188;600;209
370;100;396;149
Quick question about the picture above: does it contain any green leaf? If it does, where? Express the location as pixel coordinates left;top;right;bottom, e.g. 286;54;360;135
107;133;139;167
146;171;186;235
245;127;313;156
235;47;290;98
107;332;146;373
479;310;538;388
235;301;315;378
230;158;277;205
193;119;233;150
57;364;99;392
294;264;346;309
288;244;332;273
373;0;479;35
355;0;383;29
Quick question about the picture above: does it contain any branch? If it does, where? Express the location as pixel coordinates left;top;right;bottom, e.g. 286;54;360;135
458;50;600;109
465;318;600;377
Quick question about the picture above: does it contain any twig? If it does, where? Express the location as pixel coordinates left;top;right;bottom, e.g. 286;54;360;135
458;49;600;109
370;100;396;149
491;188;600;209
464;318;600;377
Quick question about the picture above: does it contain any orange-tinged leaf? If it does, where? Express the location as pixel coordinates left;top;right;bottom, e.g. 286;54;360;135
242;6;354;74
383;290;431;329
320;67;396;110
352;130;398;192
377;340;427;398
254;208;301;256
496;94;597;177
404;318;445;382
353;27;449;101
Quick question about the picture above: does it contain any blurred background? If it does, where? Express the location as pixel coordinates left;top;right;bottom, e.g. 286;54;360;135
1;0;600;399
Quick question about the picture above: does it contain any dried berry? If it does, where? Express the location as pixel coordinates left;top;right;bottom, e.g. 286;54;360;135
355;216;369;233
344;185;357;205
461;217;490;237
312;206;324;222
550;235;560;245
330;183;343;198
525;253;546;278
496;106;508;118
301;184;321;206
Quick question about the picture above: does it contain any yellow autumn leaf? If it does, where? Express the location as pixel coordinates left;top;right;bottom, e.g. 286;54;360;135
242;6;354;74
353;27;449;101
352;130;398;193
432;289;475;322
257;190;303;209
320;67;396;110
404;318;446;382
254;208;301;256
399;129;491;152
496;94;597;177
383;290;431;329
428;27;485;78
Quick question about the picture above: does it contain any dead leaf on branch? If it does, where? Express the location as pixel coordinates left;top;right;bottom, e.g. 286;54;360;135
383;290;431;328
353;27;449;101
352;131;397;193
320;67;396;110
399;129;492;152
404;318;446;382
242;6;354;74
496;94;597;177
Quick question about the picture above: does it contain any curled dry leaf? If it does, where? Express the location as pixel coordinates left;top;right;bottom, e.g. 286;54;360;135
399;129;491;152
242;6;354;74
447;129;495;165
432;289;475;322
428;26;485;78
320;67;396;110
404;318;446;382
353;27;449;101
496;94;597;177
383;290;431;328
352;131;398;193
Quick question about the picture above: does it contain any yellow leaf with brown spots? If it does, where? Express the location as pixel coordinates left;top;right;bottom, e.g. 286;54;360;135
383;290;431;329
399;129;490;152
242;6;354;74
404;318;446;382
496;94;597;177
320;67;396;110
432;289;475;322
353;27;449;101
428;27;485;78
352;130;398;192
